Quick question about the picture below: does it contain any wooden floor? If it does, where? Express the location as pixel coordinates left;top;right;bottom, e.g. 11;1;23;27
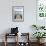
0;42;46;46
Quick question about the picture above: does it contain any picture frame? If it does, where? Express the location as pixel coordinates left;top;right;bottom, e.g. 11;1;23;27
12;6;24;22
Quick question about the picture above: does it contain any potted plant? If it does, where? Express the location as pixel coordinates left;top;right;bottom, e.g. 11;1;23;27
33;32;46;43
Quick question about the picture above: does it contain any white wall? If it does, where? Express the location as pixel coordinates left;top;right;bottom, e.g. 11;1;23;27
0;0;37;33
0;0;36;42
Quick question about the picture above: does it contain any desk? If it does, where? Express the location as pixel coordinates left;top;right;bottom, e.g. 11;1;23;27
4;33;30;46
4;33;18;46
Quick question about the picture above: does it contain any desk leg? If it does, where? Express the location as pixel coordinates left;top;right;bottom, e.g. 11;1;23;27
4;34;7;46
5;41;7;46
16;34;18;46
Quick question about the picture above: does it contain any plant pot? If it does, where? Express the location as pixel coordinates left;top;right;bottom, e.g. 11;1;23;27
37;39;44;44
37;39;40;43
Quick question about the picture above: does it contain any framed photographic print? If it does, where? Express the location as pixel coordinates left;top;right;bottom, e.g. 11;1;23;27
12;6;24;22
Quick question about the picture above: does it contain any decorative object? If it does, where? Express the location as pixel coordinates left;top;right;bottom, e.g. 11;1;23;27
12;6;24;22
11;27;18;34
